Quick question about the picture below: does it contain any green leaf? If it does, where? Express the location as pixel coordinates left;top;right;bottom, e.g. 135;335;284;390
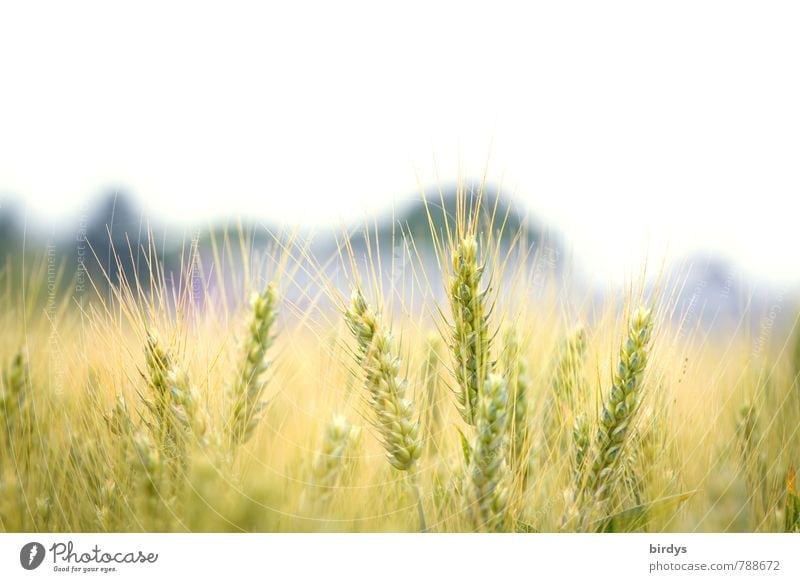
594;490;699;533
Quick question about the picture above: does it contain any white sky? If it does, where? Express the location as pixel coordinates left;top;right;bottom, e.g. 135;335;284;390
1;1;799;286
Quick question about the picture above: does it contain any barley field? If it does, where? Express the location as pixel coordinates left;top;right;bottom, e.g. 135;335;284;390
1;190;799;533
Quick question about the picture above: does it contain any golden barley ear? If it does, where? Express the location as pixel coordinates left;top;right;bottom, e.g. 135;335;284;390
344;287;427;530
500;327;531;484
141;332;206;486
1;350;29;435
305;414;361;514
551;326;588;408
471;373;510;532
572;412;590;494
227;283;278;447
448;236;493;426
580;306;653;527
344;287;422;473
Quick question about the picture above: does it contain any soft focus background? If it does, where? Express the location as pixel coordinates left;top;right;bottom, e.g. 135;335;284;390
1;0;799;312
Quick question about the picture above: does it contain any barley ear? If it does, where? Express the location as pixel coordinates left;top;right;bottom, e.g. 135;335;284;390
228;283;278;447
143;332;178;451
1;350;29;434
344;288;422;473
306;414;361;513
551;325;587;408
167;367;208;448
471;373;510;531
582;306;653;523
130;428;165;527
501;327;531;481
448;236;492;426
572;412;590;492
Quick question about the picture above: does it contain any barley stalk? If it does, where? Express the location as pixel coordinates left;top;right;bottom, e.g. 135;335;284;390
228;284;277;446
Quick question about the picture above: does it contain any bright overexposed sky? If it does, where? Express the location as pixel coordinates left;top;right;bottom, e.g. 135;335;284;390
1;1;799;286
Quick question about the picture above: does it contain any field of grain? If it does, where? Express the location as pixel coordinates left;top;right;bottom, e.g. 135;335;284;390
1;192;798;533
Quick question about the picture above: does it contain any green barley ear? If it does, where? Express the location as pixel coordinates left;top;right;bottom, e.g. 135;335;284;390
543;326;588;458
228;283;278;446
143;332;173;441
736;402;767;518
143;333;206;463
1;350;28;433
306;414;361;512
344;288;422;472
501;327;531;480
105;395;134;436
736;402;758;459
130;428;164;524
471;373;510;531
167;367;208;447
448;236;492;425
582;306;653;522
131;429;162;491
572;413;590;492
95;479;117;531
551;326;587;407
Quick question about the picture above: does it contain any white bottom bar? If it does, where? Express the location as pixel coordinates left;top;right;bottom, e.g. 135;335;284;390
1;534;798;581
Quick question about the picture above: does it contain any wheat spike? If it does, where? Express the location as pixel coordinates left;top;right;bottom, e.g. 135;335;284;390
501;327;531;480
344;288;422;472
581;306;653;522
471;373;510;531
448;236;492;425
307;414;360;511
228;283;277;446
